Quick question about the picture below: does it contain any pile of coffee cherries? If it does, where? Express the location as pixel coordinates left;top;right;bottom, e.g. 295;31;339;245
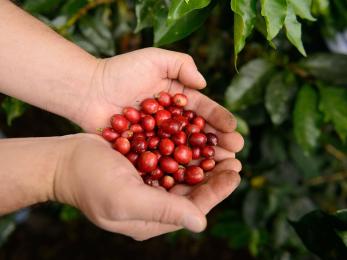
101;92;218;190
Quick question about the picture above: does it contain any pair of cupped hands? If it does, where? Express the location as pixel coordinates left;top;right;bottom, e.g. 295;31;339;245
51;48;244;241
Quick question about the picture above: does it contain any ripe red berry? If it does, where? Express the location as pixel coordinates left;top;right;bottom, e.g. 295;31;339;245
141;98;159;114
173;115;189;129
138;171;146;177
173;145;192;165
156;91;171;107
168;106;183;116
123;107;140;123
157;128;171;138
159;157;179;173
186;124;201;135
111;114;130;133
201;146;215;158
192;147;201;159
126;152;139;165
142;115;156;131
145;130;156;138
172;93;188;107
158;105;164;111
148;136;160;149
189;132;207;147
137;151;158;172
200;159;215;171
192;116;205;130
140;111;147;118
130;124;143;133
160;175;175;190
206;132;218;146
113;137;130;155
159;138;175;155
183;110;196;121
160;119;181;135
172;131;187;145
155;110;171;126
150;168;164;180
153;150;162;160
101;127;119;142
133;132;146;140
131;138;148;154
173;167;185;183
121;130;134;140
185;166;204;185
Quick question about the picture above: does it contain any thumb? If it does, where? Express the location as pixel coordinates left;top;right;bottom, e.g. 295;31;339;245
123;183;207;232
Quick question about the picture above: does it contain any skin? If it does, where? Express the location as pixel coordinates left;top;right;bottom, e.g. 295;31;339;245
0;0;244;240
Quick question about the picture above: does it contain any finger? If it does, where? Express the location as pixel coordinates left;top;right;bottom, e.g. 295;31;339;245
214;146;235;161
154;48;206;89
121;183;207;233
204;124;244;153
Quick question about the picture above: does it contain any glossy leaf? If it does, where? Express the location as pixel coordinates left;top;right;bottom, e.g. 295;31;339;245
288;0;316;21
265;71;297;125
230;0;257;64
61;0;88;17
284;5;307;56
293;85;320;153
260;0;287;41
319;85;347;141
168;0;211;23
1;97;27;126
23;0;62;15
134;0;165;32
225;59;274;110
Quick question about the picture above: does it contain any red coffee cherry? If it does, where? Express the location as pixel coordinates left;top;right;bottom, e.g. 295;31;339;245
172;115;189;129
173;166;185;183
155;110;171;126
172;131;187;146
160;119;181;135
141;98;159;114
206;133;218;146
160;175;175;190
113;137;130;155
185;124;201;135
156;91;171;107
145;130;156;138
159;138;175;156
131;138;148;154
150;168;164;180
133;132;146;140
123;107;140;123
201;146;215;158
192;116;205;130
141;115;156;131
137;151;158;173
121;130;134;140
159;157;179;173
148;136;160;150
172;93;188;107
200;159;216;171
130;124;143;133
192;147;201;160
111;114;130;133
183;110;196;121
126;152;139;165
153;150;162;160
157;105;164;111
102;127;119;142
189;132;207;147
157;128;171;138
173;145;192;165
185;166;204;185
168;106;183;116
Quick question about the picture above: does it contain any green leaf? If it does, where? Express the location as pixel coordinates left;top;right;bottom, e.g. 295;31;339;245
0;215;16;247
288;0;316;21
265;71;297;125
225;59;274;110
260;0;287;41
60;205;81;222
1;97;27;126
23;0;62;15
230;0;257;65
300;53;347;85
234;114;250;135
293;85;320;153
319;85;347;141
154;1;215;46
134;0;165;32
61;0;88;17
284;5;307;56
168;0;211;23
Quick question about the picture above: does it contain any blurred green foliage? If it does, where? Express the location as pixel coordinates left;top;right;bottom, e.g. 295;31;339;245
1;0;347;259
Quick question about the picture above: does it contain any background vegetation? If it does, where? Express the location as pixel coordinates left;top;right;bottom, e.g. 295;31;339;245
1;0;347;259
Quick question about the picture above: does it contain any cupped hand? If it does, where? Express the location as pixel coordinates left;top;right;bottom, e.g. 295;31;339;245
54;134;242;240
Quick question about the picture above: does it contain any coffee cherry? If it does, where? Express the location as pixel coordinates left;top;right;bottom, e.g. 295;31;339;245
172;131;187;146
173;166;185;183
186;124;201;135
200;159;215;171
126;152;139;165
133;132;146;140
159;138;175;155
173;145;192;165
123;107;140;123
113;137;130;155
130;124;143;133
189;132;207;147
157;128;171;138
131;138;148;154
201;146;215;158
173;115;189;129
102;127;119;142
160;119;181;135
192;147;201;160
155;110;171;126
153;150;162;160
156;91;171;107
160;175;175;190
145;130;156;138
140;111;147;118
192;116;205;130
172;93;188;107
183;110;196;121
141;98;159;114
138;171;146;177
142;115;156;131
121;130;134;140
148;136;160;150
137;151;158;172
185;166;204;185
206;132;218;146
159;157;179;173
111;114;130;133
150;168;164;180
168;106;183;116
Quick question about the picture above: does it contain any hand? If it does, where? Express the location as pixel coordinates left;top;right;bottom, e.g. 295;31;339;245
54;134;242;240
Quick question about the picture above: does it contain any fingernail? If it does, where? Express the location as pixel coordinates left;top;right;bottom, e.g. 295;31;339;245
196;71;207;87
183;214;206;232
